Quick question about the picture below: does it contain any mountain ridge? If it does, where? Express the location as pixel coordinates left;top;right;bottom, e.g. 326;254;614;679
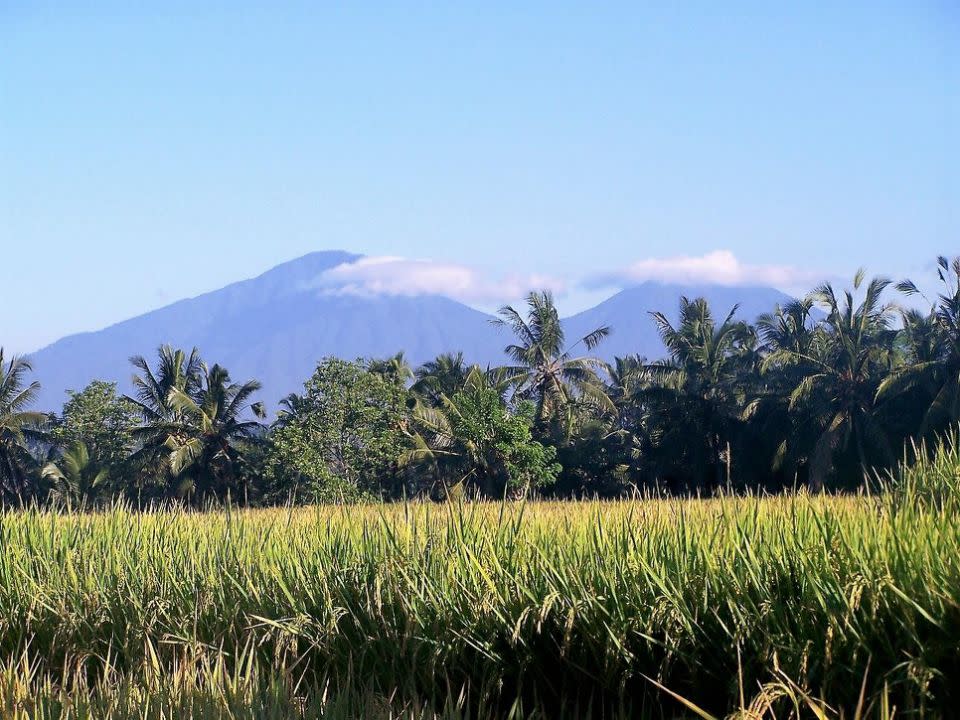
26;252;800;411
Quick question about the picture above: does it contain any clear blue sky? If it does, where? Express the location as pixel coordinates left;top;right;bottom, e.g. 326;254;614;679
2;1;957;353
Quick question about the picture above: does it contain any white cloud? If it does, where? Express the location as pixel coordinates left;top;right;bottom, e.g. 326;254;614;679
310;256;566;304
588;250;823;291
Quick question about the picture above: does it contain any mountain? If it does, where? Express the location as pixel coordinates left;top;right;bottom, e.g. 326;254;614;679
28;251;507;411
27;254;803;412
563;281;798;361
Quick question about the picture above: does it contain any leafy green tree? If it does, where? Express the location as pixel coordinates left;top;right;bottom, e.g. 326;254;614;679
263;358;409;502
404;379;560;497
494;291;611;434
50;381;138;481
0;350;45;503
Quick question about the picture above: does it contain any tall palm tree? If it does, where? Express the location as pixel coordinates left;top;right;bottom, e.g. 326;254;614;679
605;355;649;404
786;271;896;488
878;256;960;438
127;346;203;424
275;391;310;429
366;352;414;385
126;346;204;480
602;354;653;451
493;291;611;432
412;352;473;407
0;350;46;502
642;297;753;488
749;298;823;484
164;363;265;500
127;346;263;499
757;298;818;359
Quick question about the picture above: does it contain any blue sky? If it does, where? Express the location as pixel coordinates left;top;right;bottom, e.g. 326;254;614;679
2;1;957;353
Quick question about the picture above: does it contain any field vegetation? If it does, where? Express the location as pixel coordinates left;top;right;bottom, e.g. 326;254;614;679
0;434;958;717
1;257;959;716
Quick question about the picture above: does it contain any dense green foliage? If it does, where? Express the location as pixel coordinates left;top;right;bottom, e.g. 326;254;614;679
1;437;959;717
263;358;409;502
0;351;45;502
2;256;960;504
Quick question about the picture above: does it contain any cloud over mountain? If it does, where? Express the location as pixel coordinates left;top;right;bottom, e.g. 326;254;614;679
586;250;823;292
310;256;567;304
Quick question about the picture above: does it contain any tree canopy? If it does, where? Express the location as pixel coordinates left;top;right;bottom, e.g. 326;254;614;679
4;256;960;505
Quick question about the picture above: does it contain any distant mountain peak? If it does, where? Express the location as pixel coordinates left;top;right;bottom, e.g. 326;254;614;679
27;251;506;411
27;255;799;411
563;282;798;361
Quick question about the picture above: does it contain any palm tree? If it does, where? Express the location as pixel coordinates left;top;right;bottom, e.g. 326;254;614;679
785;271;896;488
0;350;46;502
366;352;414;385
126;346;204;481
127;345;204;423
164;363;265;500
275;392;310;428
878;256;960;438
642;297;753;489
493;291;612;433
412;352;473;406
127;346;263;500
605;355;649;404
757;298;818;359
41;441;109;505
749;298;823;485
602;354;654;455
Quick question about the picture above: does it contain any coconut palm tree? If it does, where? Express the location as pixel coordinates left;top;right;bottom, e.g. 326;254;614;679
41;441;109;505
493;291;612;433
605;355;649;404
878;256;960;438
785;272;896;488
366;352;414;385
275;392;310;429
747;298;824;485
757;298;818;359
642;297;754;489
162;363;265;500
126;346;204;481
0;350;46;502
412;352;473;407
127;346;204;424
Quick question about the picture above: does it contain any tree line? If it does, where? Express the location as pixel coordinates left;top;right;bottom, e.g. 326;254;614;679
2;257;959;506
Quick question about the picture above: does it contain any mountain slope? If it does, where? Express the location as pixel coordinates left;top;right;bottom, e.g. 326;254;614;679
28;256;804;412
28;251;507;411
563;282;798;361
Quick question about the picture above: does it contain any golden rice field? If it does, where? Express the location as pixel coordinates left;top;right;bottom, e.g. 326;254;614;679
1;444;959;718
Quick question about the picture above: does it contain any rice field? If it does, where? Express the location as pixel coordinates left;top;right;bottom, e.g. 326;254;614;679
1;444;959;718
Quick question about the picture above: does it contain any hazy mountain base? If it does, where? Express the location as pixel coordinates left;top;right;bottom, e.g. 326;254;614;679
26;250;795;410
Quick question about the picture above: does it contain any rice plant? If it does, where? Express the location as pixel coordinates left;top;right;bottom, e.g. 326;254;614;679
0;440;958;718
